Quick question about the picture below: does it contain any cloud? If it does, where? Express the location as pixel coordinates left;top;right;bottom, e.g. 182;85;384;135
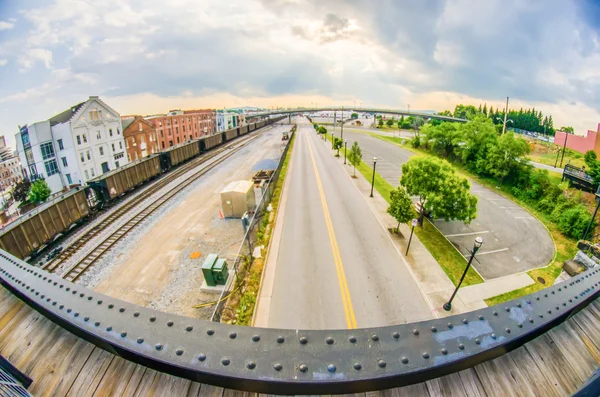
0;59;7;67
0;21;14;30
18;48;53;71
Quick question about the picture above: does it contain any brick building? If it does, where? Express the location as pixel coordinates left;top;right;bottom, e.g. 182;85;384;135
554;124;600;155
0;136;23;192
121;116;159;162
146;109;216;150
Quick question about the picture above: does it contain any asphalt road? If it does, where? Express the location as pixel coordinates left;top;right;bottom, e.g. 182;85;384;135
342;128;555;280
267;119;431;330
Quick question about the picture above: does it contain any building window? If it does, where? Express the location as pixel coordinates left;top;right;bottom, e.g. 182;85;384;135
117;128;120;135
138;123;143;132
40;142;55;160
66;174;72;184
182;125;186;132
175;127;178;134
84;170;89;179
44;159;59;176
112;143;115;152
119;141;122;149
80;152;85;163
140;136;145;144
162;142;165;149
159;121;163;127
160;131;164;138
132;138;136;147
109;129;113;137
91;168;95;177
126;140;129;149
57;139;64;150
97;131;101;140
114;152;124;160
87;150;91;160
176;137;180;144
83;134;87;143
61;157;68;167
99;146;104;156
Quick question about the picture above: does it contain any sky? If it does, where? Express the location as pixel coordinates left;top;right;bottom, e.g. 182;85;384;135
1;0;600;148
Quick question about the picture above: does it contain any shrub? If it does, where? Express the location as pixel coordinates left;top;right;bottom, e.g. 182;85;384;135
557;205;592;239
411;135;421;148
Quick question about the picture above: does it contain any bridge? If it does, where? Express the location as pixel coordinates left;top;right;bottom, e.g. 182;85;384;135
1;250;600;395
251;107;468;123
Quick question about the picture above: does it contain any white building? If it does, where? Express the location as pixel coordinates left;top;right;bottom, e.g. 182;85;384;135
15;96;128;194
216;110;245;132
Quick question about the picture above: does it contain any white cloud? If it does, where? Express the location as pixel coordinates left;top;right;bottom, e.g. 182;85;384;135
18;48;53;71
0;21;14;30
0;59;7;67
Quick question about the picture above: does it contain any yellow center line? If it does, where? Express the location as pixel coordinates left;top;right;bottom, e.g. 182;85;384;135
305;130;357;329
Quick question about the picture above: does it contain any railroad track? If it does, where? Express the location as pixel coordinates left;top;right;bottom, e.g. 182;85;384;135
59;131;266;283
41;128;274;273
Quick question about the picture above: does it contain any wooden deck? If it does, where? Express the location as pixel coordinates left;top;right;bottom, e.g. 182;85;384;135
1;285;600;396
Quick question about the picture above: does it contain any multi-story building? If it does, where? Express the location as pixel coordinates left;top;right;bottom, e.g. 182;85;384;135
146;109;216;150
216;110;245;132
15;96;129;194
0;137;23;192
121;115;159;162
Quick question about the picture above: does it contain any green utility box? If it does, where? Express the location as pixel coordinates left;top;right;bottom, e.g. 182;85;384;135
201;254;229;287
213;258;229;285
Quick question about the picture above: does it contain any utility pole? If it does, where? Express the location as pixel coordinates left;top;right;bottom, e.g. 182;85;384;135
341;106;344;142
502;96;509;135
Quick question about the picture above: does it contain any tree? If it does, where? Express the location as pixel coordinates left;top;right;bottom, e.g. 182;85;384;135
12;179;31;203
387;187;413;236
28;179;51;204
347;141;362;177
484;132;530;183
400;157;477;225
560;126;575;134
386;118;394;127
313;123;318;130
421;122;461;157
333;137;343;157
378;118;384;127
584;150;600;184
351;112;358;119
398;115;405;129
437;110;452;116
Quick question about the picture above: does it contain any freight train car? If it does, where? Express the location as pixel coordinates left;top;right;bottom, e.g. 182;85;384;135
200;133;223;152
87;154;162;202
225;128;237;141
239;125;249;135
249;124;256;132
161;139;200;169
0;187;90;259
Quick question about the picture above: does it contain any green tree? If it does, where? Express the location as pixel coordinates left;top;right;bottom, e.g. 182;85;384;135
351;112;358;119
333;137;343;157
386;118;394;127
421;122;460;157
437;110;453;116
401;157;477;225
28;179;51;204
387;187;414;236
584;150;600;184
457;116;498;174
378;118;384;127
560;126;574;134
12;179;31;203
347;141;363;177
313;123;318;130
398;115;405;129
485;132;530;183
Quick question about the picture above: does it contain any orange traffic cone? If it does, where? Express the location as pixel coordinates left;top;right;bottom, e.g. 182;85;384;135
218;209;224;219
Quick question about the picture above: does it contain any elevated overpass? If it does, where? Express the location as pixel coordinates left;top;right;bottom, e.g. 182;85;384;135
1;250;600;395
250;107;467;123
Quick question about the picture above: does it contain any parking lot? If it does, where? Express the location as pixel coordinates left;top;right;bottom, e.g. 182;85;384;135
343;129;555;279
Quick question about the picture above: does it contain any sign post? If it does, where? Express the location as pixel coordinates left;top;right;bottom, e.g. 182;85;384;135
406;219;418;256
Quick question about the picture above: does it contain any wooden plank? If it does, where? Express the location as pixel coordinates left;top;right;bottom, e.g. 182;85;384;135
12;319;64;373
425;378;444;397
39;338;96;397
92;356;140;396
130;369;158;397
474;353;536;397
432;372;472;397
508;346;562;397
524;333;583;394
457;369;487;397
66;348;115;396
223;388;257;397
117;365;148;397
388;383;430;397
547;322;599;382
186;382;202;397
25;327;93;397
571;309;600;357
197;384;225;397
0;311;48;362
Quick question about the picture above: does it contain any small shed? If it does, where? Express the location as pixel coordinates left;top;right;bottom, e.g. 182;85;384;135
220;180;256;218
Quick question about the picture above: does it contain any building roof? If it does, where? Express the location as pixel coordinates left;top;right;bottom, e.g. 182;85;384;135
121;117;135;130
49;102;86;126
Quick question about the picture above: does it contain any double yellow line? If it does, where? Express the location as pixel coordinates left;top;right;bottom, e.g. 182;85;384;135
305;131;357;329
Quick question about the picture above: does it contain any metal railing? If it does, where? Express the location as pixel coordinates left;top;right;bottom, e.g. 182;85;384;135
1;248;600;394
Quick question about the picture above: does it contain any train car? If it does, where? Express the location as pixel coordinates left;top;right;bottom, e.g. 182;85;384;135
257;121;265;129
200;133;224;152
161;139;200;169
87;154;162;202
225;128;237;141
0;187;90;259
239;125;249;135
249;124;256;132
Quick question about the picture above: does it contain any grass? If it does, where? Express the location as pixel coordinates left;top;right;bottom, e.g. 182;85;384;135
526;139;586;169
325;132;483;287
228;131;296;326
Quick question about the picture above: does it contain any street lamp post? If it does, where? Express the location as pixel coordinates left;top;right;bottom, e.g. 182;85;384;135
344;139;347;165
443;237;483;311
341;106;344;142
496;117;513;132
370;157;377;198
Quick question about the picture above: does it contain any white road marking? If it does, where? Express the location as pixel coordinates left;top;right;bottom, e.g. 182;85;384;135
486;198;506;201
476;248;509;256
514;216;534;220
446;230;490;237
500;206;522;210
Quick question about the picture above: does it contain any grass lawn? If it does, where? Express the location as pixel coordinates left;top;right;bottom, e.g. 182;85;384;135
527;140;586;169
325;132;483;287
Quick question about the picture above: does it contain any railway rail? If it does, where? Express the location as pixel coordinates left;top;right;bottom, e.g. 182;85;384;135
55;129;269;282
